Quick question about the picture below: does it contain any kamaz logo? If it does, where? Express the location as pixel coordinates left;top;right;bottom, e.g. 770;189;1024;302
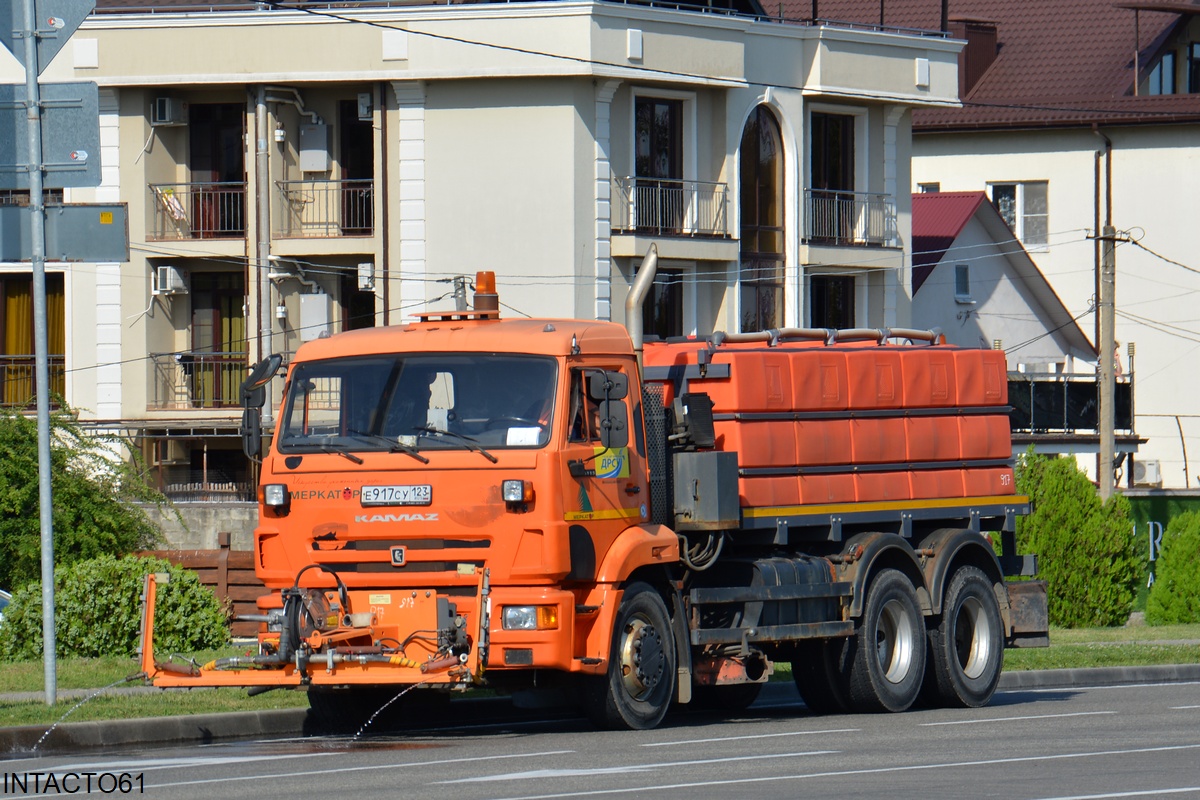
355;513;439;523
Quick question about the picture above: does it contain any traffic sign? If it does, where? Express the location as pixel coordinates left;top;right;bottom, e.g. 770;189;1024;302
0;81;101;189
0;203;128;262
0;0;96;75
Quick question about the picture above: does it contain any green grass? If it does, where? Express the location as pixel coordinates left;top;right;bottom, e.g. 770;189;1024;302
3;624;1199;728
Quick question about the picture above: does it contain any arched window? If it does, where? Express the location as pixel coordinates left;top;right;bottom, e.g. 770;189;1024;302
739;106;784;332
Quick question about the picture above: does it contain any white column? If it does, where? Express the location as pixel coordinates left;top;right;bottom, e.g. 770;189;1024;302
882;105;906;329
393;81;427;322
593;80;621;321
95;88;121;418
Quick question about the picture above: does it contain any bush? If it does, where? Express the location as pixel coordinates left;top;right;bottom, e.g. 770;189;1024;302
1145;511;1200;625
1014;452;1141;627
0;554;229;662
0;407;166;591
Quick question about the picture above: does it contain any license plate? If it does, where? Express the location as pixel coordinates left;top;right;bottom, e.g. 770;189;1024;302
361;484;432;506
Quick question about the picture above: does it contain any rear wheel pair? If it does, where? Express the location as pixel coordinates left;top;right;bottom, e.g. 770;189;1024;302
794;566;1003;713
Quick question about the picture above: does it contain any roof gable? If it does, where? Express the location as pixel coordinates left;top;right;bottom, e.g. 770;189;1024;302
911;190;985;291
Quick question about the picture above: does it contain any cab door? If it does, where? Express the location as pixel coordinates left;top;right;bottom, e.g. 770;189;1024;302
559;362;650;578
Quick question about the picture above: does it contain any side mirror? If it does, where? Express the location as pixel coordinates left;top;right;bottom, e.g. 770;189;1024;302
241;353;283;410
240;354;282;458
598;398;629;449
588;370;628;401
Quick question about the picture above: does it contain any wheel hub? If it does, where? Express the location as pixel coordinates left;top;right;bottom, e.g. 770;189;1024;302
619;617;665;699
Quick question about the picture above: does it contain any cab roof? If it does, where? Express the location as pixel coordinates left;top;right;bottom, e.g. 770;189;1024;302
292;317;634;362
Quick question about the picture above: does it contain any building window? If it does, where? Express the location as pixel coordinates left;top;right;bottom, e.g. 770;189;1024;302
1149;51;1176;95
809;274;855;329
641;268;684;339
955;264;973;302
739;106;785;333
0;273;65;406
1189;43;1200;93
634;97;684;232
990;181;1048;249
918;182;941;193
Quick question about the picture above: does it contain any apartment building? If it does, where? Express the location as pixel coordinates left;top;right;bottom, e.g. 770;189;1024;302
2;0;958;512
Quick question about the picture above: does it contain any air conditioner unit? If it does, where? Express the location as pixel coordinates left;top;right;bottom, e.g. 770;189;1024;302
151;97;188;127
1133;459;1162;488
154;265;188;295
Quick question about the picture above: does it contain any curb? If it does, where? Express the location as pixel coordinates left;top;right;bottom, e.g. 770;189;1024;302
5;665;1199;755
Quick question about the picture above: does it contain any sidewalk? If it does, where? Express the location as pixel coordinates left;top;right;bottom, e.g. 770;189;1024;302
4;664;1200;755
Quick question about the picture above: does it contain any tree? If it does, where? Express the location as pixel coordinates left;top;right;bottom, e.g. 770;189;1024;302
1145;511;1200;625
0;406;164;591
1014;451;1141;627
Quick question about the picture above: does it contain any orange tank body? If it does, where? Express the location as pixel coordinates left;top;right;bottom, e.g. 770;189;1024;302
642;338;1015;509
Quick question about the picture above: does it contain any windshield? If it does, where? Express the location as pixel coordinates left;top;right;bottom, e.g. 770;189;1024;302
278;353;558;453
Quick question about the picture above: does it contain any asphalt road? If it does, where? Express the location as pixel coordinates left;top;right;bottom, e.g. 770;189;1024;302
3;678;1200;800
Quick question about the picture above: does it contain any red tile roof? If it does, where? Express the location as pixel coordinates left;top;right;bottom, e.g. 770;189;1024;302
777;0;1200;129
911;190;986;291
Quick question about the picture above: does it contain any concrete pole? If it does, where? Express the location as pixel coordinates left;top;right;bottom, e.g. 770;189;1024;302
22;0;57;705
1099;225;1117;502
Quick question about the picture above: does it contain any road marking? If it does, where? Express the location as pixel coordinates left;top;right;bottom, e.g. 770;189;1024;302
999;680;1200;694
1032;788;1200;799
23;749;576;794
476;742;1200;800
436;750;838;785
641;728;858;747
1171;705;1200;710
921;711;1115;727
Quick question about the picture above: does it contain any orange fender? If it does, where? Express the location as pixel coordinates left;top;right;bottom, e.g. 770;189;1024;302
595;523;679;584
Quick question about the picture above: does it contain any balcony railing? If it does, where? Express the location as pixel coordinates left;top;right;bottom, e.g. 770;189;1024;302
1008;373;1134;434
803;189;897;246
149;182;246;240
150;351;248;410
275;179;374;237
0;355;64;407
612;177;730;237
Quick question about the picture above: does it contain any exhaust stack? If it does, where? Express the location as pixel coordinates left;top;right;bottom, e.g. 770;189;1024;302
624;243;659;370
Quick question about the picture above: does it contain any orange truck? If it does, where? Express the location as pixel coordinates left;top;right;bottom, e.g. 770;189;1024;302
140;249;1048;730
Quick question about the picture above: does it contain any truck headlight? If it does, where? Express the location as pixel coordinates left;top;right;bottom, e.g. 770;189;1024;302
262;483;289;511
502;605;558;630
502;479;534;504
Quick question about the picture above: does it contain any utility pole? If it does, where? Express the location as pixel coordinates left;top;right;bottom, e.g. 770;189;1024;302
20;0;57;706
1099;225;1117;502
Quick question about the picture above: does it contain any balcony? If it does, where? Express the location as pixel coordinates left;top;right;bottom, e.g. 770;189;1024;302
150;351;248;410
1008;373;1133;434
612;177;730;238
149;183;246;240
0;355;64;408
803;189;897;246
274;179;374;238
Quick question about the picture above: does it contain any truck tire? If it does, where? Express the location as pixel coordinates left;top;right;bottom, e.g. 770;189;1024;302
792;640;850;715
584;582;676;730
926;566;1004;708
845;569;926;713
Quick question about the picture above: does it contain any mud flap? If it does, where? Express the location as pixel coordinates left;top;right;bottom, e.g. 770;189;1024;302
1005;579;1049;647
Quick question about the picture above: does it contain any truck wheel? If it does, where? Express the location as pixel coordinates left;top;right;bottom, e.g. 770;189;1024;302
845;569;926;713
926;566;1004;708
585;582;676;730
792;640;850;715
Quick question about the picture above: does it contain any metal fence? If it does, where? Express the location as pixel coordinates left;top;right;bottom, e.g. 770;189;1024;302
149;182;246;240
803;189;896;246
275;179;374;237
0;355;65;407
612;177;730;237
150;351;247;409
1008;374;1134;433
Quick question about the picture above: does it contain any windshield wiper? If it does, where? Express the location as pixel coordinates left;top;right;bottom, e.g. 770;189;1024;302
346;430;431;464
315;444;364;465
413;426;498;463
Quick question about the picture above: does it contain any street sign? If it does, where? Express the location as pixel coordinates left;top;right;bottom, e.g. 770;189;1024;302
0;81;101;189
0;0;96;76
0;203;128;261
